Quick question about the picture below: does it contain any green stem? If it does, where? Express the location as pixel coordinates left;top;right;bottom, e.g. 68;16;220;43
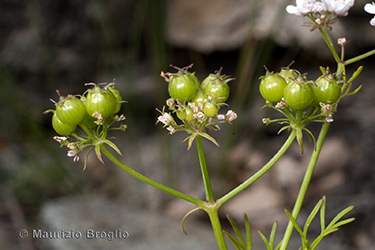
100;144;204;206
71;132;88;142
196;135;215;202
218;130;296;205
79;122;96;139
340;44;345;62
283;107;296;123
338;61;346;80
345;48;375;66
318;27;340;63
279;122;330;250
206;207;228;250
101;115;112;139
199;116;210;132
296;110;303;127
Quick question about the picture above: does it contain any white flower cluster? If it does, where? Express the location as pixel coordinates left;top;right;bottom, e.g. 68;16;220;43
365;2;375;26
286;0;354;16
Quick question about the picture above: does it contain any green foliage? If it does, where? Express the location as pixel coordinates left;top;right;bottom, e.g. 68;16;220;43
224;214;252;250
224;197;354;250
285;196;355;250
258;221;282;250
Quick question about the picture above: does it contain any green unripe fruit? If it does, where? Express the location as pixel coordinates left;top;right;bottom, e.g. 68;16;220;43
201;70;231;103
190;72;201;89
55;95;86;126
52;112;77;136
176;107;194;121
203;101;219;117
201;74;215;89
313;76;341;105
185;107;194;121
204;82;230;103
168;74;197;102
283;82;314;110
108;87;123;114
192;91;207;107
85;85;117;119
259;73;287;102
279;69;298;84
176;109;187;121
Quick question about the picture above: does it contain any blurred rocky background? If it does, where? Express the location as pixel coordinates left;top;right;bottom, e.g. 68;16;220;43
0;0;374;249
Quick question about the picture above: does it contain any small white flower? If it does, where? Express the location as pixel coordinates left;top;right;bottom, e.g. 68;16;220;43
262;118;270;124
188;102;199;113
322;0;354;16
194;111;205;121
337;37;347;46
166;126;175;134
275;101;287;109
286;0;324;15
365;2;375;14
67;150;77;157
225;110;237;122
117;114;126;121
326;114;334;122
217;114;225;120
198;102;204;111
364;3;375;26
319;102;332;112
53;136;67;143
158;113;172;125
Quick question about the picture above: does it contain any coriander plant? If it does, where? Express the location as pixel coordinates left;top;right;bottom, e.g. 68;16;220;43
45;1;375;249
